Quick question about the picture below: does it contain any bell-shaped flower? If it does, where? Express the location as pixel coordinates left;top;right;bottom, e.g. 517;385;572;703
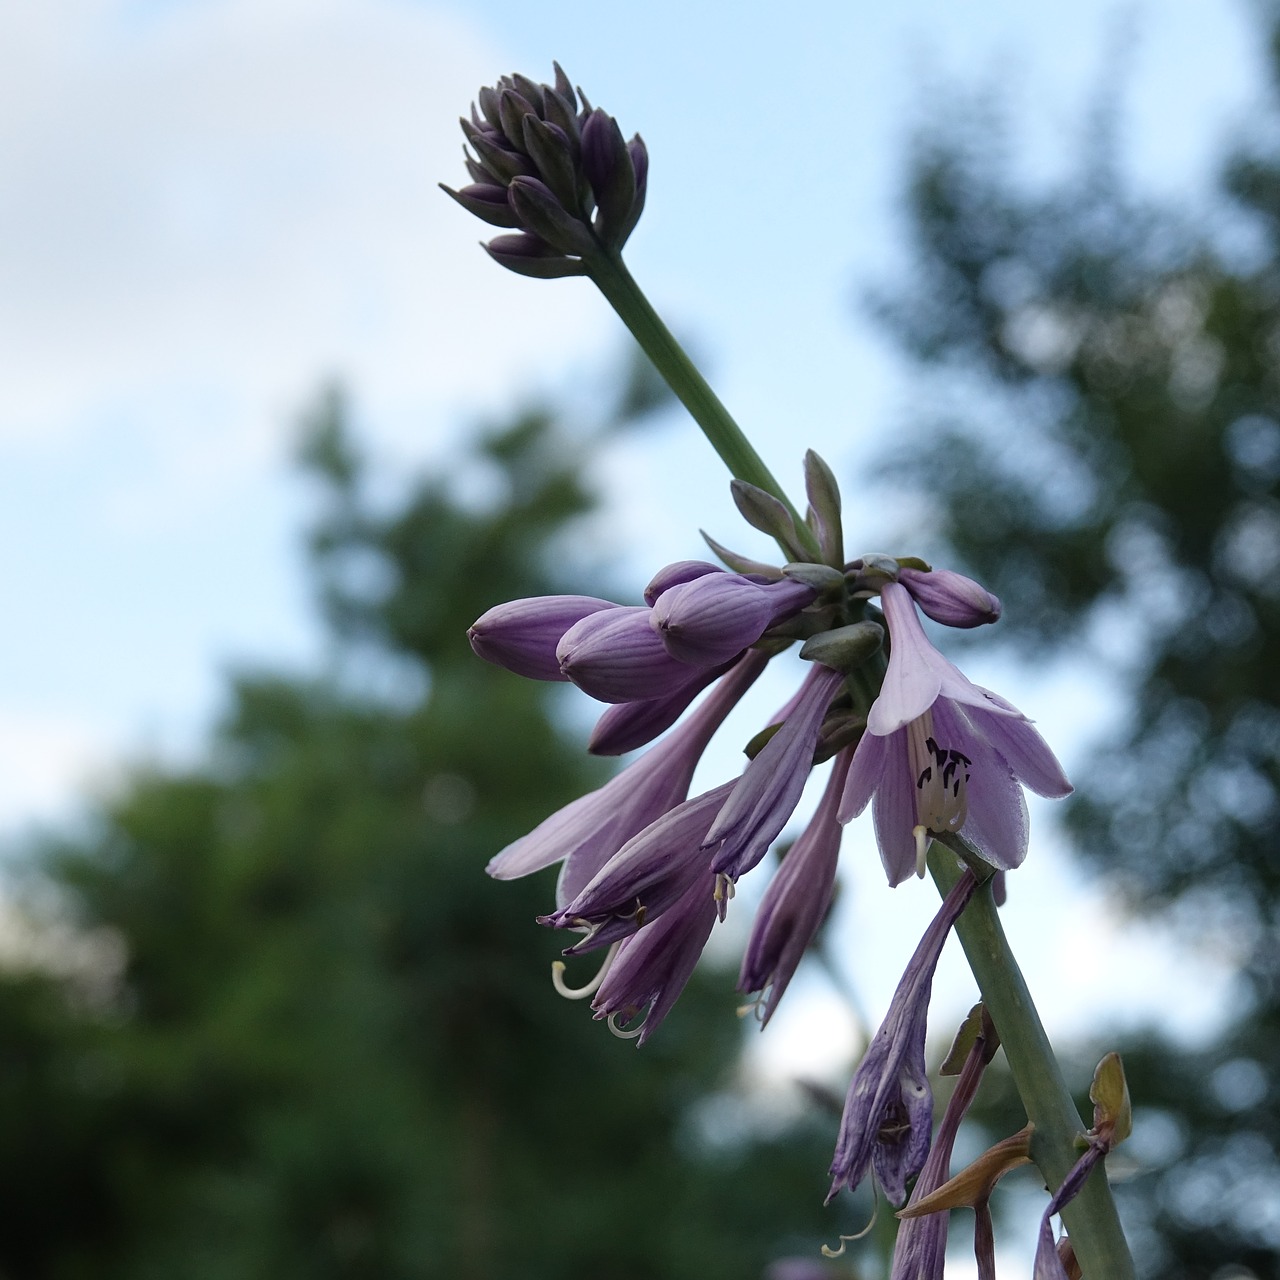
468;595;617;680
651;572;817;666
828;871;978;1207
707;664;847;880
487;652;766;904
839;582;1071;886
738;746;851;1025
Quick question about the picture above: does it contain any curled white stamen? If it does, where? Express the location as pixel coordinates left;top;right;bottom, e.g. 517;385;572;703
606;1011;645;1041
550;941;620;1001
820;1193;879;1257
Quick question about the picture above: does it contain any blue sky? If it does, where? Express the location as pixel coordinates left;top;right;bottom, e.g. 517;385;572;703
0;3;1261;1261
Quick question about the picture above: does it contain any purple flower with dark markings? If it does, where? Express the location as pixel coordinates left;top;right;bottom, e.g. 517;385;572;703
650;572;817;666
738;746;852;1025
706;664;847;880
468;595;617;680
839;582;1071;885
828;871;979;1207
488;652;766;904
589;867;720;1044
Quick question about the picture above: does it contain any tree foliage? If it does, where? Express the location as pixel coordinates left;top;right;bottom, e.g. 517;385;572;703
0;379;841;1279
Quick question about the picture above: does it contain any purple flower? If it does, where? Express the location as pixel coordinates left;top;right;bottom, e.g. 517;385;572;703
557;606;707;702
897;567;1001;629
706;664;847;880
891;1009;997;1280
589;866;720;1044
738;746;852;1025
828;871;978;1207
468;595;617;680
487;652;766;904
544;781;737;952
839;582;1071;886
650;572;817;666
587;661;729;756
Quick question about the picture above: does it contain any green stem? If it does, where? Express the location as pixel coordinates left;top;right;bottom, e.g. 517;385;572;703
587;252;821;560
928;848;1134;1278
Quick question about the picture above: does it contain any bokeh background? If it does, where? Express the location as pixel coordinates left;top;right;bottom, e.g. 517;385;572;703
2;1;1277;1276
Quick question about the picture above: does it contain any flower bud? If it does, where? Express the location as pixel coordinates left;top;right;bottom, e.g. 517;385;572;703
557;606;699;702
652;574;816;666
642;560;723;606
897;567;1001;628
469;596;617;680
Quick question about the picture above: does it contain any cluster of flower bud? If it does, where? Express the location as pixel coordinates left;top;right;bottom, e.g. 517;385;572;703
441;65;648;277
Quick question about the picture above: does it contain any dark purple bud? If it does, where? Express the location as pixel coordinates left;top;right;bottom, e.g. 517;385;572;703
483;233;586;279
643;560;723;606
476;85;502;130
542;85;582;147
652;573;816;666
497;88;538;150
581;107;636;249
440;182;522;229
558;606;702;702
522;115;582;212
897;567;1002;629
508;176;596;257
469;595;617;680
509;73;546;114
618;136;648;245
469;131;535;185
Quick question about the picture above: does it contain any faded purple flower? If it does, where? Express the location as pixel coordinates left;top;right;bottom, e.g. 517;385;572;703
651;572;817;666
707;664;848;880
488;651;766;904
468;595;616;680
840;582;1071;885
897;567;1001;629
738;747;852;1025
828;871;979;1207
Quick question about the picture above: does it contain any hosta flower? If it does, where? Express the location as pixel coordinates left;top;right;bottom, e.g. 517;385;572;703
738;746;851;1025
487;651;766;904
839;581;1071;885
828;871;978;1207
468;595;616;680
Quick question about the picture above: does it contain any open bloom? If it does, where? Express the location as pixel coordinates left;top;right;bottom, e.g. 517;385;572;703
839;582;1071;885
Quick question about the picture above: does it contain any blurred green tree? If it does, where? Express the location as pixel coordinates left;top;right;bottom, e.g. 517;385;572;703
0;375;843;1279
872;12;1280;1277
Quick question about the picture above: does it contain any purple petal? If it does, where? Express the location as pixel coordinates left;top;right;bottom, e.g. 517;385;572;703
642;560;723;606
870;727;920;886
706;666;846;879
968;700;1073;798
587;663;724;756
868;583;946;735
838;726;888;822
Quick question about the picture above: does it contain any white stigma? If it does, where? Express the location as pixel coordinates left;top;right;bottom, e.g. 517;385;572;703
550;941;620;1000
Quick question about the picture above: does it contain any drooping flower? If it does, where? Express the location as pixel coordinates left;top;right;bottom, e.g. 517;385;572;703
487;651;766;905
706;663;848;880
897;567;1001;629
828;870;978;1207
738;746;852;1025
839;581;1071;885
